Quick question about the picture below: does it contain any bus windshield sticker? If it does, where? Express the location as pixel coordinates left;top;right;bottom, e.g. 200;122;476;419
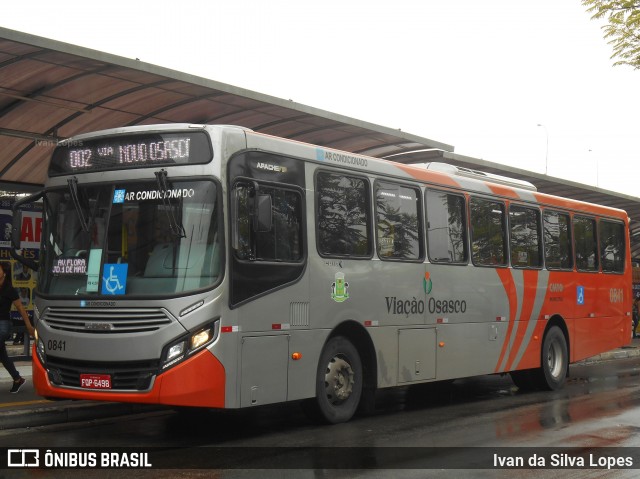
577;286;585;305
113;189;126;204
101;263;128;295
86;249;102;292
51;257;87;275
331;272;349;302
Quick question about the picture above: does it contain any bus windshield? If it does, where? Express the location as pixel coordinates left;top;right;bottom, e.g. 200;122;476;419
39;179;221;297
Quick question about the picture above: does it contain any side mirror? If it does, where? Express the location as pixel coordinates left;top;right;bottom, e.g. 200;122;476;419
254;194;272;233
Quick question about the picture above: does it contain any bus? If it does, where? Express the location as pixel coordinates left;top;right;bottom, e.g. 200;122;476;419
11;124;632;424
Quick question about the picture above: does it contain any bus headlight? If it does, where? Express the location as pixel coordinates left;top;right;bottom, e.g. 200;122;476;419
161;340;186;370
36;338;46;365
191;327;213;350
167;342;186;361
161;320;219;371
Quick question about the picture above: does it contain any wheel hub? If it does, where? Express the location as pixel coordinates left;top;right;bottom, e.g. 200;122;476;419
547;341;563;379
324;356;354;404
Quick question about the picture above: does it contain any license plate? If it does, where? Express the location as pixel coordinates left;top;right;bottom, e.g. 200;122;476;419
80;374;112;390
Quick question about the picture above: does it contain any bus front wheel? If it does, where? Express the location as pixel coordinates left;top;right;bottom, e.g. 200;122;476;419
308;336;363;424
537;326;568;390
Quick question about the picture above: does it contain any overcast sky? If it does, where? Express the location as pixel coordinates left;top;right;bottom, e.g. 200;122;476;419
3;0;639;196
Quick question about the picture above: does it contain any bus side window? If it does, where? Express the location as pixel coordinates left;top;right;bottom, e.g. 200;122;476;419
316;171;372;258
375;180;423;261
509;205;542;269
599;219;625;273
470;197;507;267
543;210;573;270
231;182;303;262
229;180;305;305
574;215;598;271
425;189;468;263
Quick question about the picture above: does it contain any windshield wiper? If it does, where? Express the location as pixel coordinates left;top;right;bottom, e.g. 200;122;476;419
154;169;186;238
67;177;90;232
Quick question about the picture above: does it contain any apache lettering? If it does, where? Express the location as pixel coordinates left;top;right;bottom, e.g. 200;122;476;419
256;162;287;173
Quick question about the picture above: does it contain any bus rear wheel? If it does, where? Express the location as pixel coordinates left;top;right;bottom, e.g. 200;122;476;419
307;336;363;424
536;326;568;390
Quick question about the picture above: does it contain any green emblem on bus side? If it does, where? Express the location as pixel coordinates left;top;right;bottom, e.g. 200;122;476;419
424;272;432;294
331;272;349;302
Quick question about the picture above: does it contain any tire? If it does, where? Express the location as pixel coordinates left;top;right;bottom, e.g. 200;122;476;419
308;336;363;424
536;326;568;391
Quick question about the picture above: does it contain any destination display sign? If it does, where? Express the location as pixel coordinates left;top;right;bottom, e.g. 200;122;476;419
49;131;212;176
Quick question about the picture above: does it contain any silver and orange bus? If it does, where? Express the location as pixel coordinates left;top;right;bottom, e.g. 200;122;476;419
11;124;632;423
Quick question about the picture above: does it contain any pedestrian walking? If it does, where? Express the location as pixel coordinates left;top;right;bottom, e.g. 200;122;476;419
0;262;35;393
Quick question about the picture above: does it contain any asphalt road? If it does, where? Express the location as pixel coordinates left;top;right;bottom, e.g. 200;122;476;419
2;355;640;478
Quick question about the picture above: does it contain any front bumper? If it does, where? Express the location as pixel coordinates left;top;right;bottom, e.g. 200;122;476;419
33;348;226;408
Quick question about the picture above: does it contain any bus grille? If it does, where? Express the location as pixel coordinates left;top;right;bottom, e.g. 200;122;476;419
45;356;159;390
42;307;172;333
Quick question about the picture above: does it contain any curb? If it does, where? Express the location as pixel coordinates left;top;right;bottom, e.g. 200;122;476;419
576;344;640;365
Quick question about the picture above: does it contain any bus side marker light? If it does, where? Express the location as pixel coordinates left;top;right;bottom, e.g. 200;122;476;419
533;335;539;341
439;342;445;348
272;323;290;330
291;352;302;360
221;326;240;333
364;320;378;327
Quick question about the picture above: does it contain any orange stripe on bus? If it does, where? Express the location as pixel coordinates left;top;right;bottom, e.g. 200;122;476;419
494;268;517;373
394;164;461;187
534;193;627;219
504;269;538;371
487;184;518;199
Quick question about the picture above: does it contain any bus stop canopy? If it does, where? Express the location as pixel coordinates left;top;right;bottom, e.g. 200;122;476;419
2;26;640;257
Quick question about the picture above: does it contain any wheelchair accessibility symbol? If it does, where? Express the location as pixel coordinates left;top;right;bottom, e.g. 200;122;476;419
577;285;585;305
101;264;128;295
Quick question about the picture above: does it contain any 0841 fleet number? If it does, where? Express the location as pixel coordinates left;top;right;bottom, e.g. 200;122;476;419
47;340;66;351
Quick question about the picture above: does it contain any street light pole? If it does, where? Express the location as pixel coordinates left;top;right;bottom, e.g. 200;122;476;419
537;124;548;175
589;149;598;187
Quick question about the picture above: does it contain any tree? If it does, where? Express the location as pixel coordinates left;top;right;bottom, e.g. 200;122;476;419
583;1;640;69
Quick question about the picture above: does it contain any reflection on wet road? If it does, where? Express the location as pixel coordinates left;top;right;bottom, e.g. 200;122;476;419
1;357;640;477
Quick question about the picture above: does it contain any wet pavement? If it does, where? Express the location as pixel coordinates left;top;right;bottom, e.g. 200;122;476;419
1;338;639;431
0;344;163;429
